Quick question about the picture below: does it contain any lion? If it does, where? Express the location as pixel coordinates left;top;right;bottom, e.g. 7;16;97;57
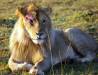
8;3;97;75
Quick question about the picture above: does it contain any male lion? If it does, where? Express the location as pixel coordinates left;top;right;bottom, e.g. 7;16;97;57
8;3;97;75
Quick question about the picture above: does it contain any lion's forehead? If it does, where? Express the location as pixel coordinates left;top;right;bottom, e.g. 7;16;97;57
37;11;48;20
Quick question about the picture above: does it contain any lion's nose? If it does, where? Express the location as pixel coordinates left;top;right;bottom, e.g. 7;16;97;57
36;32;43;36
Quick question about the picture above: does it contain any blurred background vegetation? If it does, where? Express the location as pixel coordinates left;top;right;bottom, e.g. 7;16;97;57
0;0;98;75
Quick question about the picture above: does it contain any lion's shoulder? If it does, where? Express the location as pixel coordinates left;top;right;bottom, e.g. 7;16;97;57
49;29;65;46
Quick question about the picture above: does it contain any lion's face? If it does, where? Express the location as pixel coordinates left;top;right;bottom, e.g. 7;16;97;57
16;4;52;44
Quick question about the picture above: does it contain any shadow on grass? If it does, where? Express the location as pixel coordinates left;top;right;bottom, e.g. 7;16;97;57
0;19;16;27
46;62;98;75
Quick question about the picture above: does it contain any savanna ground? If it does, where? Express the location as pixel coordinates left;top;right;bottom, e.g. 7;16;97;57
0;0;98;75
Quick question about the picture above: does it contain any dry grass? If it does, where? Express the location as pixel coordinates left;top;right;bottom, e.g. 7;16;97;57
0;0;98;75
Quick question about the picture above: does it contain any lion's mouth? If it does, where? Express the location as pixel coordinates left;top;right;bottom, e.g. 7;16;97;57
32;39;45;44
31;35;47;44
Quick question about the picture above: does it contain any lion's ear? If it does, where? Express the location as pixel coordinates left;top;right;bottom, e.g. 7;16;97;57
15;7;27;17
43;7;52;15
15;8;21;17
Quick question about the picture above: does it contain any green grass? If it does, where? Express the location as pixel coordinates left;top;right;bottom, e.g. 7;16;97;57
0;0;98;75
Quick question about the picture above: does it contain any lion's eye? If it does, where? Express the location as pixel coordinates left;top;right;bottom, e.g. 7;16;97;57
29;19;33;25
42;19;46;24
25;15;35;25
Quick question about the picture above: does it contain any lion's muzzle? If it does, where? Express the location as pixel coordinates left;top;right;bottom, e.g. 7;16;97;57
32;32;47;44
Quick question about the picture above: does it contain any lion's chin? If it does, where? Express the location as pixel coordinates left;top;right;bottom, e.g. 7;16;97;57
32;39;45;44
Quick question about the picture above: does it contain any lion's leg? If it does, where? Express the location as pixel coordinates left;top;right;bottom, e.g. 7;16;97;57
29;58;51;75
8;56;33;72
64;28;97;63
76;52;96;63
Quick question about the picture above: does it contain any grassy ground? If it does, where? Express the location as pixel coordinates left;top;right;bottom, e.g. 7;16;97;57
0;0;98;75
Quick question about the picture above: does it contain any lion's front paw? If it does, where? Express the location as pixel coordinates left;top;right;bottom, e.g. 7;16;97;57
17;62;27;69
29;67;38;75
17;62;33;71
29;67;44;75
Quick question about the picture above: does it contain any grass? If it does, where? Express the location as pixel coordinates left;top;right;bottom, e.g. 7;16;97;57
0;0;98;75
